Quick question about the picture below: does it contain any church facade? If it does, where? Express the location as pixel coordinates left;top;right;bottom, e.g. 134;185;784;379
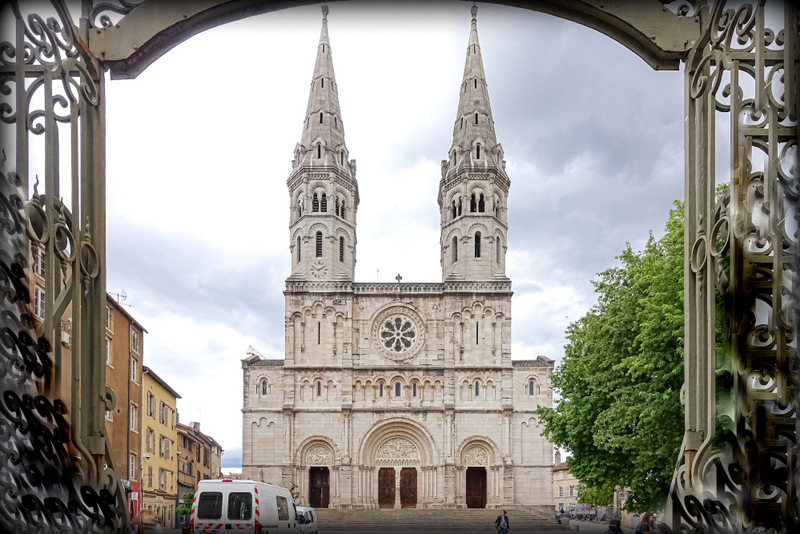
241;6;554;509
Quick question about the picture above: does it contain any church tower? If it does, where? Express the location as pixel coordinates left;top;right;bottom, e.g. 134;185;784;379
288;5;358;282
439;5;509;282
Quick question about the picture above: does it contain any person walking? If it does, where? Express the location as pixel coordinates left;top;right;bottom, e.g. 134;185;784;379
637;512;656;534
494;510;510;534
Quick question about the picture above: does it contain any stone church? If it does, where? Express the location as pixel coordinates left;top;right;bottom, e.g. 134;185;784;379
242;5;554;509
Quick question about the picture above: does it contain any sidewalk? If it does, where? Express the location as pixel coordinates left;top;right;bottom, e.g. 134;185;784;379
562;520;636;533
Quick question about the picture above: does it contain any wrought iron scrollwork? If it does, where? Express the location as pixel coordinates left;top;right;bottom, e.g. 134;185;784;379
90;0;146;29
669;1;798;532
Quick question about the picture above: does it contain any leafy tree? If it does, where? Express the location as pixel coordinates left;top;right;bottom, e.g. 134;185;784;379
176;491;194;516
537;201;685;513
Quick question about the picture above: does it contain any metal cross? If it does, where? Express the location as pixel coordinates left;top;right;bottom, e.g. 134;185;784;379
395;274;402;284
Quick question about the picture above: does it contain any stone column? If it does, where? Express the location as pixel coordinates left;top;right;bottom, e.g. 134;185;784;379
394;467;401;509
443;463;456;508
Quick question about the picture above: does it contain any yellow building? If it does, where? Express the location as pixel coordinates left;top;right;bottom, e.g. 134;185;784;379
553;452;578;513
141;366;181;529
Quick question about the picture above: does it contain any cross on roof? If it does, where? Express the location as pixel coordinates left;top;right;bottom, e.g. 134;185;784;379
395;274;402;284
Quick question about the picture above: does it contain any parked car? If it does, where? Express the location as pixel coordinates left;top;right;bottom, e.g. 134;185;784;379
296;506;318;534
190;478;301;533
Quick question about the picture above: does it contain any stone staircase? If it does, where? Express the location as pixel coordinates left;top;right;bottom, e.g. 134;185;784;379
314;508;567;532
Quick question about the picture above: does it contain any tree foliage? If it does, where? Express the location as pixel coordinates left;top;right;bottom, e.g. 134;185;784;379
176;491;194;516
537;201;685;513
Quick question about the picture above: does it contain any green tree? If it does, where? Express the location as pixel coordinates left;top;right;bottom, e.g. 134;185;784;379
176;491;194;516
537;201;685;513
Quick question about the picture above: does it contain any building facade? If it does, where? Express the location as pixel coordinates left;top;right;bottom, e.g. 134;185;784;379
177;421;224;517
241;6;554;510
141;367;181;527
29;250;147;524
553;452;578;513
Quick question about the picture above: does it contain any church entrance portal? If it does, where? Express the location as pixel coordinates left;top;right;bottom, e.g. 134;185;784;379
378;468;396;508
400;468;417;508
309;467;330;508
466;467;487;508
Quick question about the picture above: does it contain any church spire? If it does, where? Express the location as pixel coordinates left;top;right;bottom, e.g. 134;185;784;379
287;5;358;283
298;4;348;160
450;4;499;160
438;5;510;283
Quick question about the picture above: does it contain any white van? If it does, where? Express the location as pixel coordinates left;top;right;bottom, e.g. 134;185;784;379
190;479;301;533
295;506;317;534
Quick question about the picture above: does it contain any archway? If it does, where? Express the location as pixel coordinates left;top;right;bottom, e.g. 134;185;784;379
0;2;796;533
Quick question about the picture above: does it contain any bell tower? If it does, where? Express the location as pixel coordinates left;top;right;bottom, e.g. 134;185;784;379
287;5;358;282
439;5;509;282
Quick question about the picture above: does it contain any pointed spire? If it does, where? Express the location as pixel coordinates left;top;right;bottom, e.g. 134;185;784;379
297;3;349;169
448;3;500;169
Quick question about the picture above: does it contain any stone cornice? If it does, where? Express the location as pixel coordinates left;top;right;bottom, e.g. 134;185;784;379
439;170;511;194
287;165;359;205
283;280;512;295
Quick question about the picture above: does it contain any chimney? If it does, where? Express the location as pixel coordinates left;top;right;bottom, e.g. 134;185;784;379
555;450;561;465
193;422;201;432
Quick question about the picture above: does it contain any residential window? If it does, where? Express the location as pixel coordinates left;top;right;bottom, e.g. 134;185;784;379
147;466;153;488
131;329;141;354
147;393;155;417
129;453;137;481
131;358;138;383
34;286;45;320
34;248;45;276
558;485;564;497
105;337;112;367
130;403;138;432
146;427;154;452
560;471;564;480
106;305;113;332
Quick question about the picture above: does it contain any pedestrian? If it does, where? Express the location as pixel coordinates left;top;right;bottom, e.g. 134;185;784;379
605;519;623;534
637;512;656;534
654;523;672;534
494;509;510;534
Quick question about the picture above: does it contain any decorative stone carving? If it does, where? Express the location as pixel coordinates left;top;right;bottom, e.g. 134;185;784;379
371;306;426;361
462;444;489;466
307;445;333;466
375;438;420;466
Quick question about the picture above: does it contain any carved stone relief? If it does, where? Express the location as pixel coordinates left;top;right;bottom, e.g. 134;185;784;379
462;444;489;466
306;445;333;466
375;438;420;466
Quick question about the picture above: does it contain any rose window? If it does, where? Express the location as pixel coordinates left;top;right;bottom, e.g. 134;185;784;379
380;316;417;353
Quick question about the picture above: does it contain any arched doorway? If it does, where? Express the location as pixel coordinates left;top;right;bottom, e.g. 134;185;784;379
458;439;499;509
358;418;438;509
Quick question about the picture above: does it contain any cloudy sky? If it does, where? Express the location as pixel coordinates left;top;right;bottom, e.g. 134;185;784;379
99;1;685;468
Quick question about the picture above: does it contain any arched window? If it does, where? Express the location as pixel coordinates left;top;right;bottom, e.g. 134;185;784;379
457;199;462;216
316;232;322;257
317;144;321;159
339;237;344;262
528;380;535;396
474;78;477;89
316;381;321;397
319;112;323;124
297;236;301;264
452;236;458;264
475;381;480;397
379;384;384;397
335;198;340;216
460;117;463;130
412;383;417;397
312;193;319;212
475;232;481;258
478;194;485;212
340;151;343;165
341;201;345;219
494;196;500;217
470;194;477;213
475;112;478;124
261;380;267;396
496;236;501;264
476;144;481;159
317;322;321;344
321;78;324;88
335;116;338;128
298;200;303;217
452;201;457;219
395;383;401;397
321;193;327;212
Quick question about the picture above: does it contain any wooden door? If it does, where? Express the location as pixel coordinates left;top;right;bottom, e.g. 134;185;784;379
309;467;330;508
465;467;487;508
378;468;395;508
400;468;417;508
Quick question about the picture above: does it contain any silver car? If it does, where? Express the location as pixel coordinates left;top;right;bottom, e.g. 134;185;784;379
295;506;317;534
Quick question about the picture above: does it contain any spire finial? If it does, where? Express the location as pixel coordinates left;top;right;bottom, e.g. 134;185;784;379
471;3;478;22
322;4;329;21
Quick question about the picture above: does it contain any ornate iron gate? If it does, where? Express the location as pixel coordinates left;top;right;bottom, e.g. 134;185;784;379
0;1;796;533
